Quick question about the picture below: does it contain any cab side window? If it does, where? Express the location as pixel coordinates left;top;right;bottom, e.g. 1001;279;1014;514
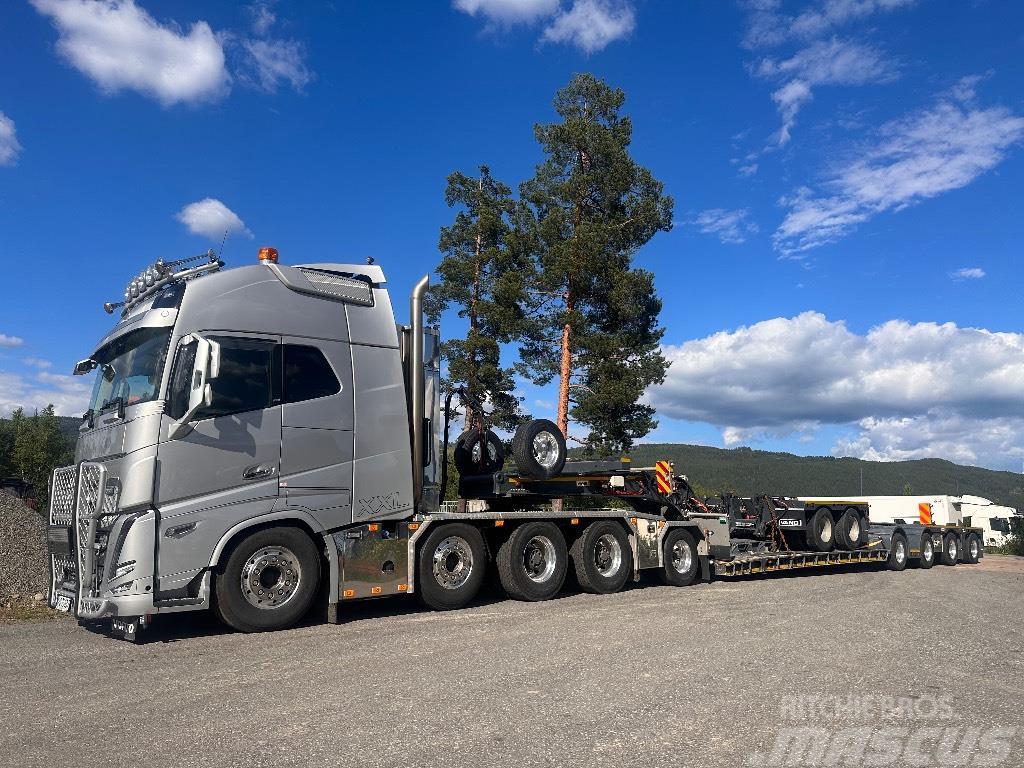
282;344;340;404
202;337;277;418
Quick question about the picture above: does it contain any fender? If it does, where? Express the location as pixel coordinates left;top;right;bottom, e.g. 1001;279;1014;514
208;506;328;568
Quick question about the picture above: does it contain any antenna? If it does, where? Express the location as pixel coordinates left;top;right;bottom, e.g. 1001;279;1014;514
218;229;229;258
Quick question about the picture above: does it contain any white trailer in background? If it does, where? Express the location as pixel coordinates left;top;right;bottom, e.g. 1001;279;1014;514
959;495;1020;547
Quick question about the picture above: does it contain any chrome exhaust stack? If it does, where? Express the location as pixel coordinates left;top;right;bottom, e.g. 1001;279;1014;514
409;275;429;509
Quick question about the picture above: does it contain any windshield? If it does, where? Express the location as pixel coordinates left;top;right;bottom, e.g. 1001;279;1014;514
87;326;172;415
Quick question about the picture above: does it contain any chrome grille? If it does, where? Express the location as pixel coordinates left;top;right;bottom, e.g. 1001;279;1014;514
50;554;74;599
50;465;77;526
75;463;108;604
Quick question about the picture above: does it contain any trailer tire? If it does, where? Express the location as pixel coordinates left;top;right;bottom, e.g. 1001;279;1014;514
570;520;633;595
806;508;835;552
914;532;936;569
214;526;321;633
417;523;487;611
659;528;700;587
940;533;959;566
453;429;505;476
887;532;908;571
965;534;981;564
511;419;566;479
497;521;568;601
835;509;862;551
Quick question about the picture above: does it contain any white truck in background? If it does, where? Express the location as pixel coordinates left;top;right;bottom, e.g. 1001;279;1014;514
804;495;1019;549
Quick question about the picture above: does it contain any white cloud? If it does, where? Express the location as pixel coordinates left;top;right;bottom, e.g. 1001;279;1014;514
175;198;252;241
743;0;918;49
0;370;91;417
542;0;635;53
0;112;22;166
0;334;24;347
951;267;986;281
241;38;313;93
453;0;560;24
774;83;1024;254
694;208;759;245
738;163;759;177
22;357;53;369
31;0;230;107
647;312;1024;470
758;38;896;144
248;1;276;36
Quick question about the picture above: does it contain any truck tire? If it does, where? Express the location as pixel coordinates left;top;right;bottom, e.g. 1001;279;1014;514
965;534;981;564
214;526;321;633
914;532;936;569
806;508;835;552
511;419;566;479
659;528;700;587
940;533;959;566
570;520;633;595
452;429;505;476
417;523;487;610
497;521;568;601
887;532;908;571
835;509;862;551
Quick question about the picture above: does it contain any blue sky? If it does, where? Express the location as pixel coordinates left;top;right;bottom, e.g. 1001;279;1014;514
0;0;1022;470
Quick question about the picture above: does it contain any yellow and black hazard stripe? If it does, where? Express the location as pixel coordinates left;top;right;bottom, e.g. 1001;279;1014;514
655;460;672;495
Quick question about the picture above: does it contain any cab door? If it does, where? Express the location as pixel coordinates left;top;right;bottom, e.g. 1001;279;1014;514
155;333;282;593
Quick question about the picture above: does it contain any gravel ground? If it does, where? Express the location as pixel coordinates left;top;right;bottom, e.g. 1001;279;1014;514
1;557;1021;768
0;490;48;600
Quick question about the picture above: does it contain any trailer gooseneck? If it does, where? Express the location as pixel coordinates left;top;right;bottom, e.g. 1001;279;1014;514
46;251;985;641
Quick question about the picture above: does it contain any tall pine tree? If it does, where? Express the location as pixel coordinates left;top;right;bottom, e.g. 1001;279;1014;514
427;166;529;431
518;73;673;453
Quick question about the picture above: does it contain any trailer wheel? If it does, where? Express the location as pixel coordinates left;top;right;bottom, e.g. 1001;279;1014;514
940;534;959;566
214;526;320;633
497;521;568;601
914;532;936;569
570;520;633;595
659;528;700;587
511;419;566;479
452;429;505;476
835;509;862;551
965;534;981;564
417;523;487;611
887;532;908;571
806;508;835;552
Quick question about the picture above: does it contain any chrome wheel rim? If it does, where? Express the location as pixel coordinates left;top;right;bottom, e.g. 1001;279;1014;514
895;540;907;565
471;440;497;466
671;539;693;574
922;538;933;561
849;516;860;542
948;539;958;561
969;539;979;559
594;533;622;577
820;516;833;543
524;535;557;582
532;432;560;470
432;536;474;590
240;546;302;610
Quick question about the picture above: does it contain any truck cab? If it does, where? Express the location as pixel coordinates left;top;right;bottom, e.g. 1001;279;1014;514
48;251;439;633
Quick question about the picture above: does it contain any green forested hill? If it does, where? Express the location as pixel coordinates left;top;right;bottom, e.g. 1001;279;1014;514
612;444;1024;509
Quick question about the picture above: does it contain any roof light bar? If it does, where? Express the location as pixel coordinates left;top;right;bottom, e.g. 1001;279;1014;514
106;249;223;317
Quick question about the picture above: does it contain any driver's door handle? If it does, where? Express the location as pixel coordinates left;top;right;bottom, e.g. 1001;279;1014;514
242;464;275;480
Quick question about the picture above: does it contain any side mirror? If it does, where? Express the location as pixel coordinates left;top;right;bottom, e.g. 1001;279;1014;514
73;358;97;376
169;336;221;440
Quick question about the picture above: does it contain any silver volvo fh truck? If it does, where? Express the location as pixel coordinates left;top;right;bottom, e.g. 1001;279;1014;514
48;249;446;636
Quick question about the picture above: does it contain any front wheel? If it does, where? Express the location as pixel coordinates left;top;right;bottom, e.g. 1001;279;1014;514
215;526;321;632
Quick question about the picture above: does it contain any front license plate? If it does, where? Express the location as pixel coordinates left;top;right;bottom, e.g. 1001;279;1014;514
54;594;72;613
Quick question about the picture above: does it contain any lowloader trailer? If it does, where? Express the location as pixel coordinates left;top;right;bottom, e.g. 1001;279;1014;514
46;250;983;641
